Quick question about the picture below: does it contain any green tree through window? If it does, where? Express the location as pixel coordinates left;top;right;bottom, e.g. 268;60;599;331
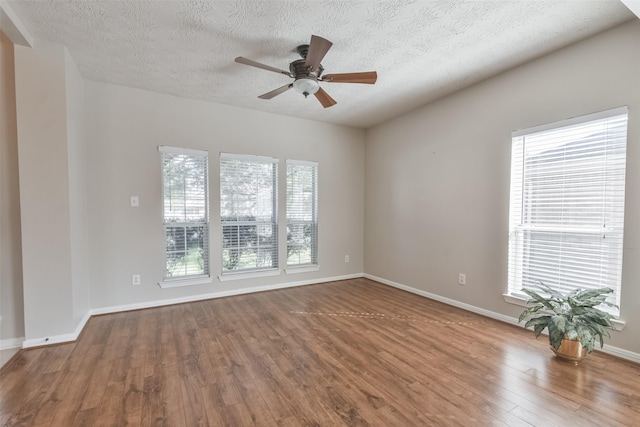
286;160;318;267
160;146;209;279
220;154;278;273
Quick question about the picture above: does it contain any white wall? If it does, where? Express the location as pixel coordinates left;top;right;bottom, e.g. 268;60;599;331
64;48;90;327
14;43;76;341
84;82;364;310
0;30;24;347
364;20;640;354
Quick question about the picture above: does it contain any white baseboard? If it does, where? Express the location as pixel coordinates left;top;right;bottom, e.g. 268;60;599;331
364;273;640;365
364;274;518;325
23;273;364;347
0;336;24;350
91;273;363;316
599;343;640;363
19;272;638;364
22;310;92;349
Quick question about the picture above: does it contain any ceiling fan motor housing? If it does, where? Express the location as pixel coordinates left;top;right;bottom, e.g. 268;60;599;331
289;59;323;79
296;44;309;59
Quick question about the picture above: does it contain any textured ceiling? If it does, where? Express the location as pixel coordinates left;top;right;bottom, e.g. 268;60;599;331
7;0;635;128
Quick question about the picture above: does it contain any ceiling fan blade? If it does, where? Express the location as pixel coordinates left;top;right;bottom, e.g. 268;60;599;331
305;35;333;72
258;84;293;99
235;57;292;77
322;72;377;84
313;87;337;108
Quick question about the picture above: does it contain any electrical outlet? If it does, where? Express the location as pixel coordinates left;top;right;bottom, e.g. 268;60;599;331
132;274;141;285
344;255;350;263
458;273;466;285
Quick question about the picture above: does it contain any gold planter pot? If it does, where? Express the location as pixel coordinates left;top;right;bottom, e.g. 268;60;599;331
551;337;587;365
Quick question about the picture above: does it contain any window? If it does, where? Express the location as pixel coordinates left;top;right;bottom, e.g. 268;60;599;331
159;146;209;282
287;160;318;268
220;153;278;274
507;107;628;315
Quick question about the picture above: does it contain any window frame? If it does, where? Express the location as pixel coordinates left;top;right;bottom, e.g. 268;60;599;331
505;107;628;317
158;145;211;288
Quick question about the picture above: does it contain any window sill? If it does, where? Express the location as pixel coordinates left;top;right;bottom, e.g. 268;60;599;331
285;265;319;274
503;292;626;331
502;292;529;307
158;276;212;289
218;269;280;282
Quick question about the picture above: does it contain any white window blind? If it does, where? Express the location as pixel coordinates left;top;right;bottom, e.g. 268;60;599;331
220;153;278;274
159;146;209;280
287;160;318;267
507;108;628;315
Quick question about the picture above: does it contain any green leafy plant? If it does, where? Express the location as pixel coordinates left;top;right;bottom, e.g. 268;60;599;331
518;282;618;352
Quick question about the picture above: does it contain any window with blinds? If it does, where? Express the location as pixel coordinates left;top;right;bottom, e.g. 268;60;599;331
159;146;209;280
507;107;628;315
287;160;318;267
220;153;278;274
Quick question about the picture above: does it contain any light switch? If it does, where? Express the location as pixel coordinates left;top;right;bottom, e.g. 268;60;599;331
130;196;139;207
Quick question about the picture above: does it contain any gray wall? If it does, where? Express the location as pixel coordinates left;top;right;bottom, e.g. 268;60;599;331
14;42;76;340
65;48;90;327
7;37;364;344
364;21;640;353
84;81;365;310
6;19;640;358
0;30;24;347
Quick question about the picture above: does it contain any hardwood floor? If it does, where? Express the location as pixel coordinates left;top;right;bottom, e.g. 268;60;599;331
1;278;639;426
0;349;20;371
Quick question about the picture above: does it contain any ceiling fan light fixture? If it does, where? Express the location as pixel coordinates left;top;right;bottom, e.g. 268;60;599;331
293;78;319;97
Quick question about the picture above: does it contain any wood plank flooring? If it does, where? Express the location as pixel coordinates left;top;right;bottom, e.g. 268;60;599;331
1;278;639;426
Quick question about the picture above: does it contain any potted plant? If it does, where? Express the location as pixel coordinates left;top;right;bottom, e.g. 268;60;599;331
518;282;618;364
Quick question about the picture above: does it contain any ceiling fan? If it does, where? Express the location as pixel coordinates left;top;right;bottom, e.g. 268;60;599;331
235;35;377;108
